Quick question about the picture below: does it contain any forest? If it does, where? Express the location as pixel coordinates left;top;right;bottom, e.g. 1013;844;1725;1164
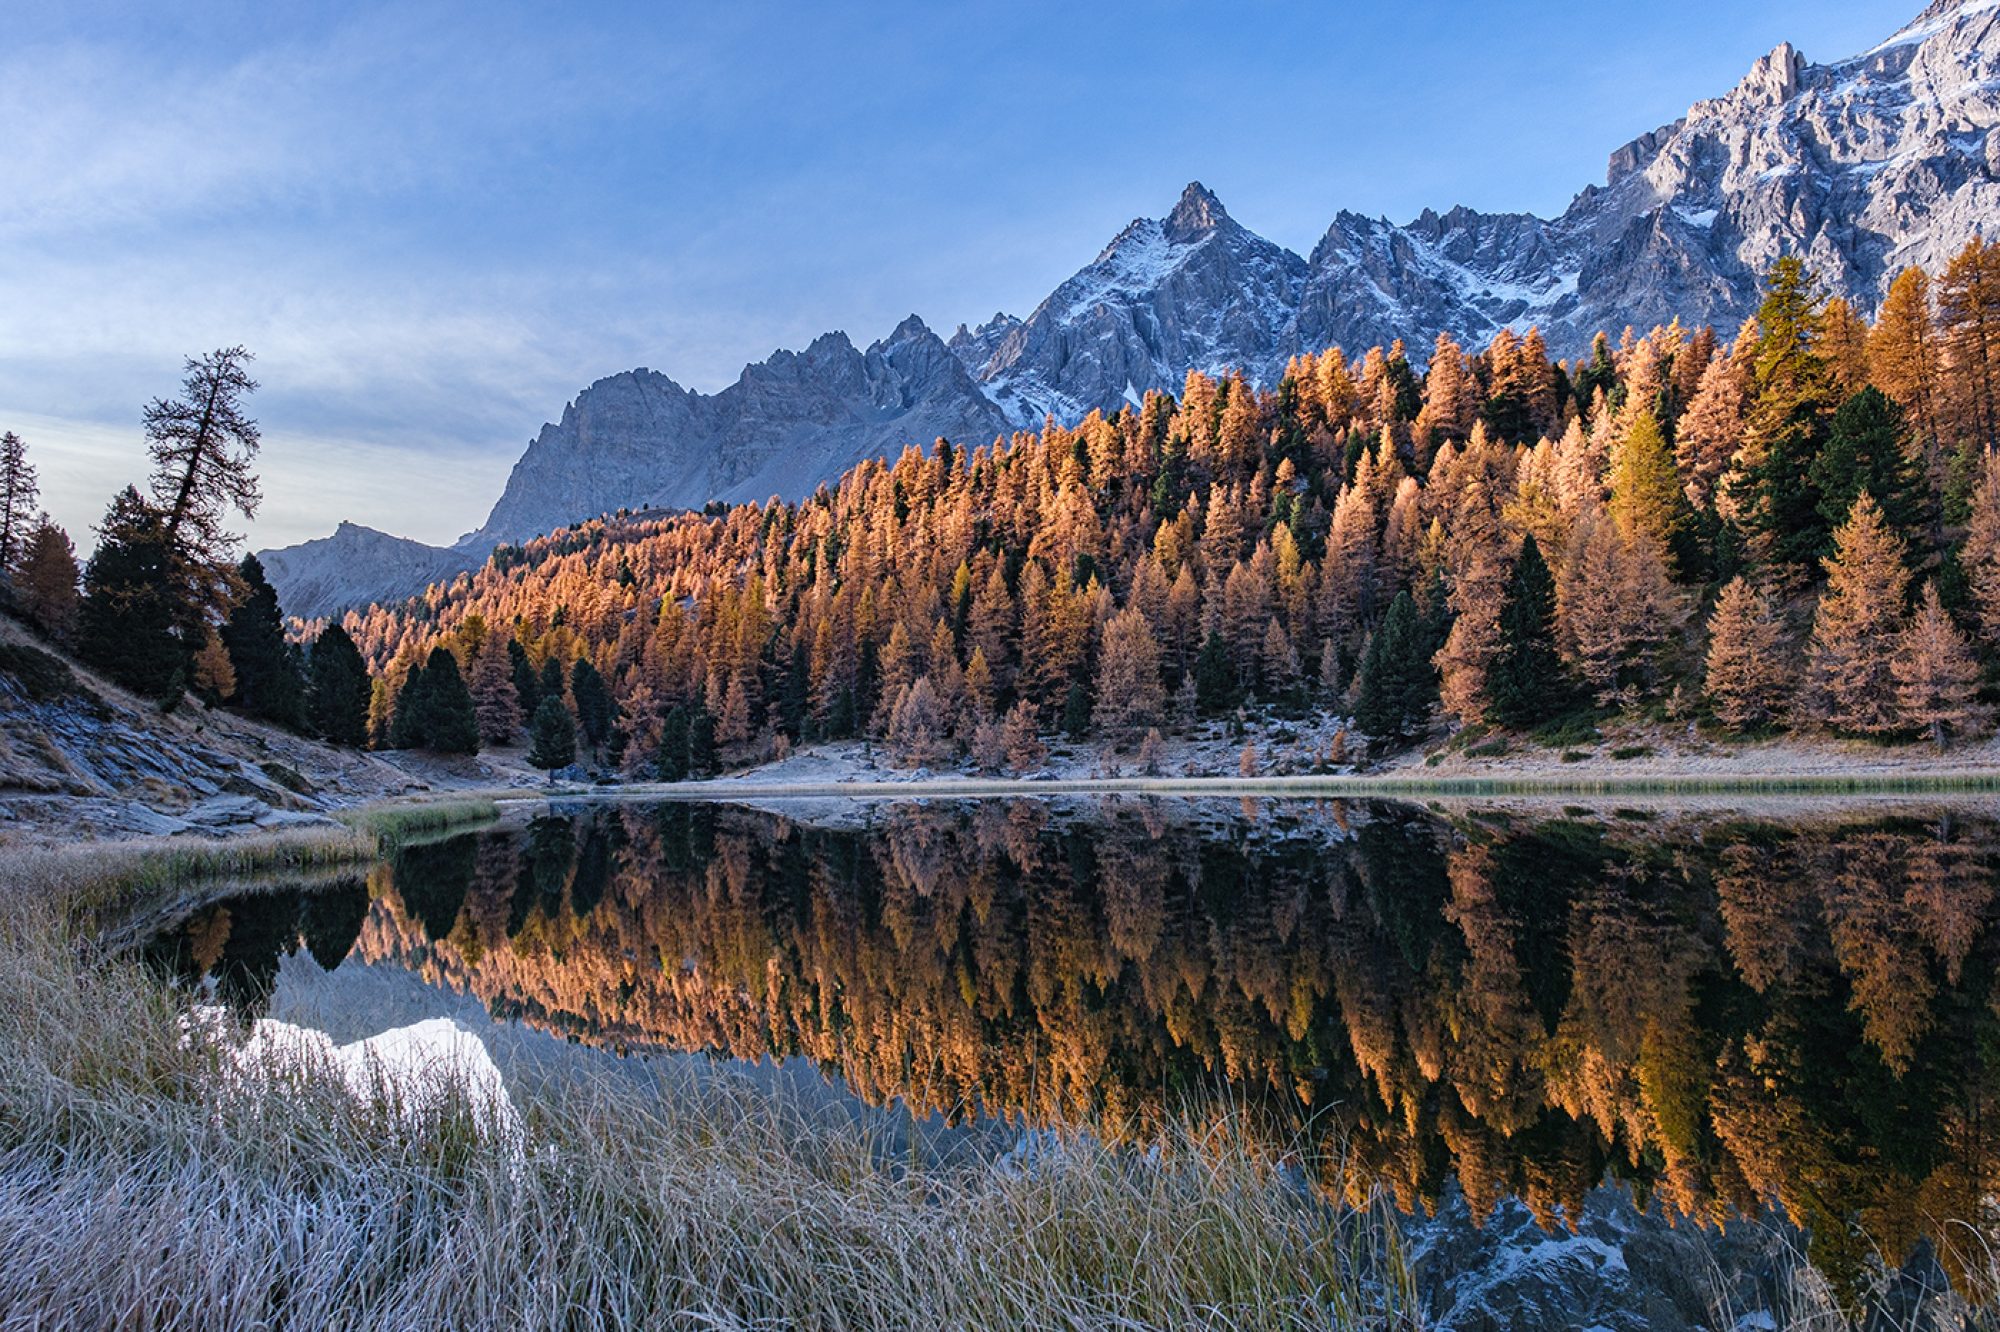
11;240;2000;778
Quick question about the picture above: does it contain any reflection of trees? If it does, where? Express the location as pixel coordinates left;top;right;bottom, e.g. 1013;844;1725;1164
155;800;2000;1297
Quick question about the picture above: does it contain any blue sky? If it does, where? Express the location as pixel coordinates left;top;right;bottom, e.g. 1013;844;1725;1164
2;0;1909;550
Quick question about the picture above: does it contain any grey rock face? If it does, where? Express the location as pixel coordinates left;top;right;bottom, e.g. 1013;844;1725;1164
260;521;480;623
467;315;1010;547
966;183;1309;426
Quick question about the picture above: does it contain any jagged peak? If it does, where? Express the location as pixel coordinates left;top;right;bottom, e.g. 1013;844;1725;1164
1728;41;1805;109
1872;0;2000;51
1164;181;1229;243
879;313;936;345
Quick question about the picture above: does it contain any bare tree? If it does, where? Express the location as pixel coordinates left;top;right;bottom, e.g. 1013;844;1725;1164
145;346;261;561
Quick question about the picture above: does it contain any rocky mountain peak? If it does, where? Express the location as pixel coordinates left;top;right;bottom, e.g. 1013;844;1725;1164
1728;41;1805;110
262;0;2000;624
1163;181;1230;243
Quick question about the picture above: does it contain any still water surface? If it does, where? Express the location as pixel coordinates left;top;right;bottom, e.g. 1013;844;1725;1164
142;796;2000;1293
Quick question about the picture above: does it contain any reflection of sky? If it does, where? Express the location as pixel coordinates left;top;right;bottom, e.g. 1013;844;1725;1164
3;0;1899;550
270;949;1004;1170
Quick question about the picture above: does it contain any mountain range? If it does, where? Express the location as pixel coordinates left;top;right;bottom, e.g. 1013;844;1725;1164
263;0;2000;622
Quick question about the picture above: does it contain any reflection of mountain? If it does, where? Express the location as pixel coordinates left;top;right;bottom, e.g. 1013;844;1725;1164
155;800;2000;1295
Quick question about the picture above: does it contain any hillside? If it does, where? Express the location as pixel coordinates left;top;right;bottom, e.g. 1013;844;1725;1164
263;0;2000;617
0;611;526;845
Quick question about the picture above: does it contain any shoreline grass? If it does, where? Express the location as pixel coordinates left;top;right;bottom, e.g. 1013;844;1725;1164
337;795;502;845
0;905;1419;1331
605;770;2000;803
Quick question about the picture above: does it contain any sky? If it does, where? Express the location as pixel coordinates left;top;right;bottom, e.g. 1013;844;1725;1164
1;0;1912;553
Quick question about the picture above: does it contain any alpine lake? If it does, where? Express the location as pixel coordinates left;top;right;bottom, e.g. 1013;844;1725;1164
139;793;2000;1320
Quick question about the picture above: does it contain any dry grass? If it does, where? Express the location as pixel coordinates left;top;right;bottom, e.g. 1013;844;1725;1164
337;795;502;844
0;905;1420;1331
0;825;374;929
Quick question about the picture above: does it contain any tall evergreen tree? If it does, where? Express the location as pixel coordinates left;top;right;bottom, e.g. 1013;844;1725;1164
219;554;306;729
422;646;480;754
1738;257;1839;573
1809;387;1924;541
508;636;540;718
77;488;194;702
1486;535;1567;728
389;658;432;750
306;623;373;747
527;696;576;783
570;657;615;755
1354;590;1436;738
0;431;38;572
655;705;691;782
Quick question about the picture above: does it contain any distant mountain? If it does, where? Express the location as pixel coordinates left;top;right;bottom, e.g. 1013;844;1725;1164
263;0;2000;621
259;522;478;625
468;315;1010;548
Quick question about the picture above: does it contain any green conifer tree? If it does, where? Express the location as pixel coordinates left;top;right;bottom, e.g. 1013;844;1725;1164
219;554;306;729
1738;257;1839;572
1487;535;1567;728
1354;590;1436;738
307;624;373;747
1810;386;1925;542
570;657;615;755
77;487;194;702
422;646;479;754
527;696;576;783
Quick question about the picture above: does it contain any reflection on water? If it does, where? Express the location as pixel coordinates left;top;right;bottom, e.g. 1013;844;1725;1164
143;797;2000;1296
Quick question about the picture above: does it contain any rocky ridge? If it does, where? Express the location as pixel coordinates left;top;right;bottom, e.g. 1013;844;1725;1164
261;0;2000;619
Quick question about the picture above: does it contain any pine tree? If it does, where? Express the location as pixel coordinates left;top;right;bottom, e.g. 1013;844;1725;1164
1894;581;1986;749
1703;576;1792;730
14;515;77;640
1810;387;1924;539
1739;258;1838;573
1806;493;1909;734
1094;605;1165;739
0;431;37;571
389;657;432;749
655;705;691;782
1193;630;1234;715
509;637;540;720
1354;590;1435;738
220;554;305;729
422;646;480;754
570;657;616;755
307;623;373;747
77;488;194;702
145;347;261;565
527;696;577;782
471;634;520;745
1486;535;1567;728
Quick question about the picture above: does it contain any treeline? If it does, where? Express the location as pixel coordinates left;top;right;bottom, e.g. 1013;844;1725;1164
0;351;390;758
336;238;2000;773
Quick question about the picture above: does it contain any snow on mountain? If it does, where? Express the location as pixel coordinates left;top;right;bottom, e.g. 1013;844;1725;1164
262;0;2000;621
967;183;1309;426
